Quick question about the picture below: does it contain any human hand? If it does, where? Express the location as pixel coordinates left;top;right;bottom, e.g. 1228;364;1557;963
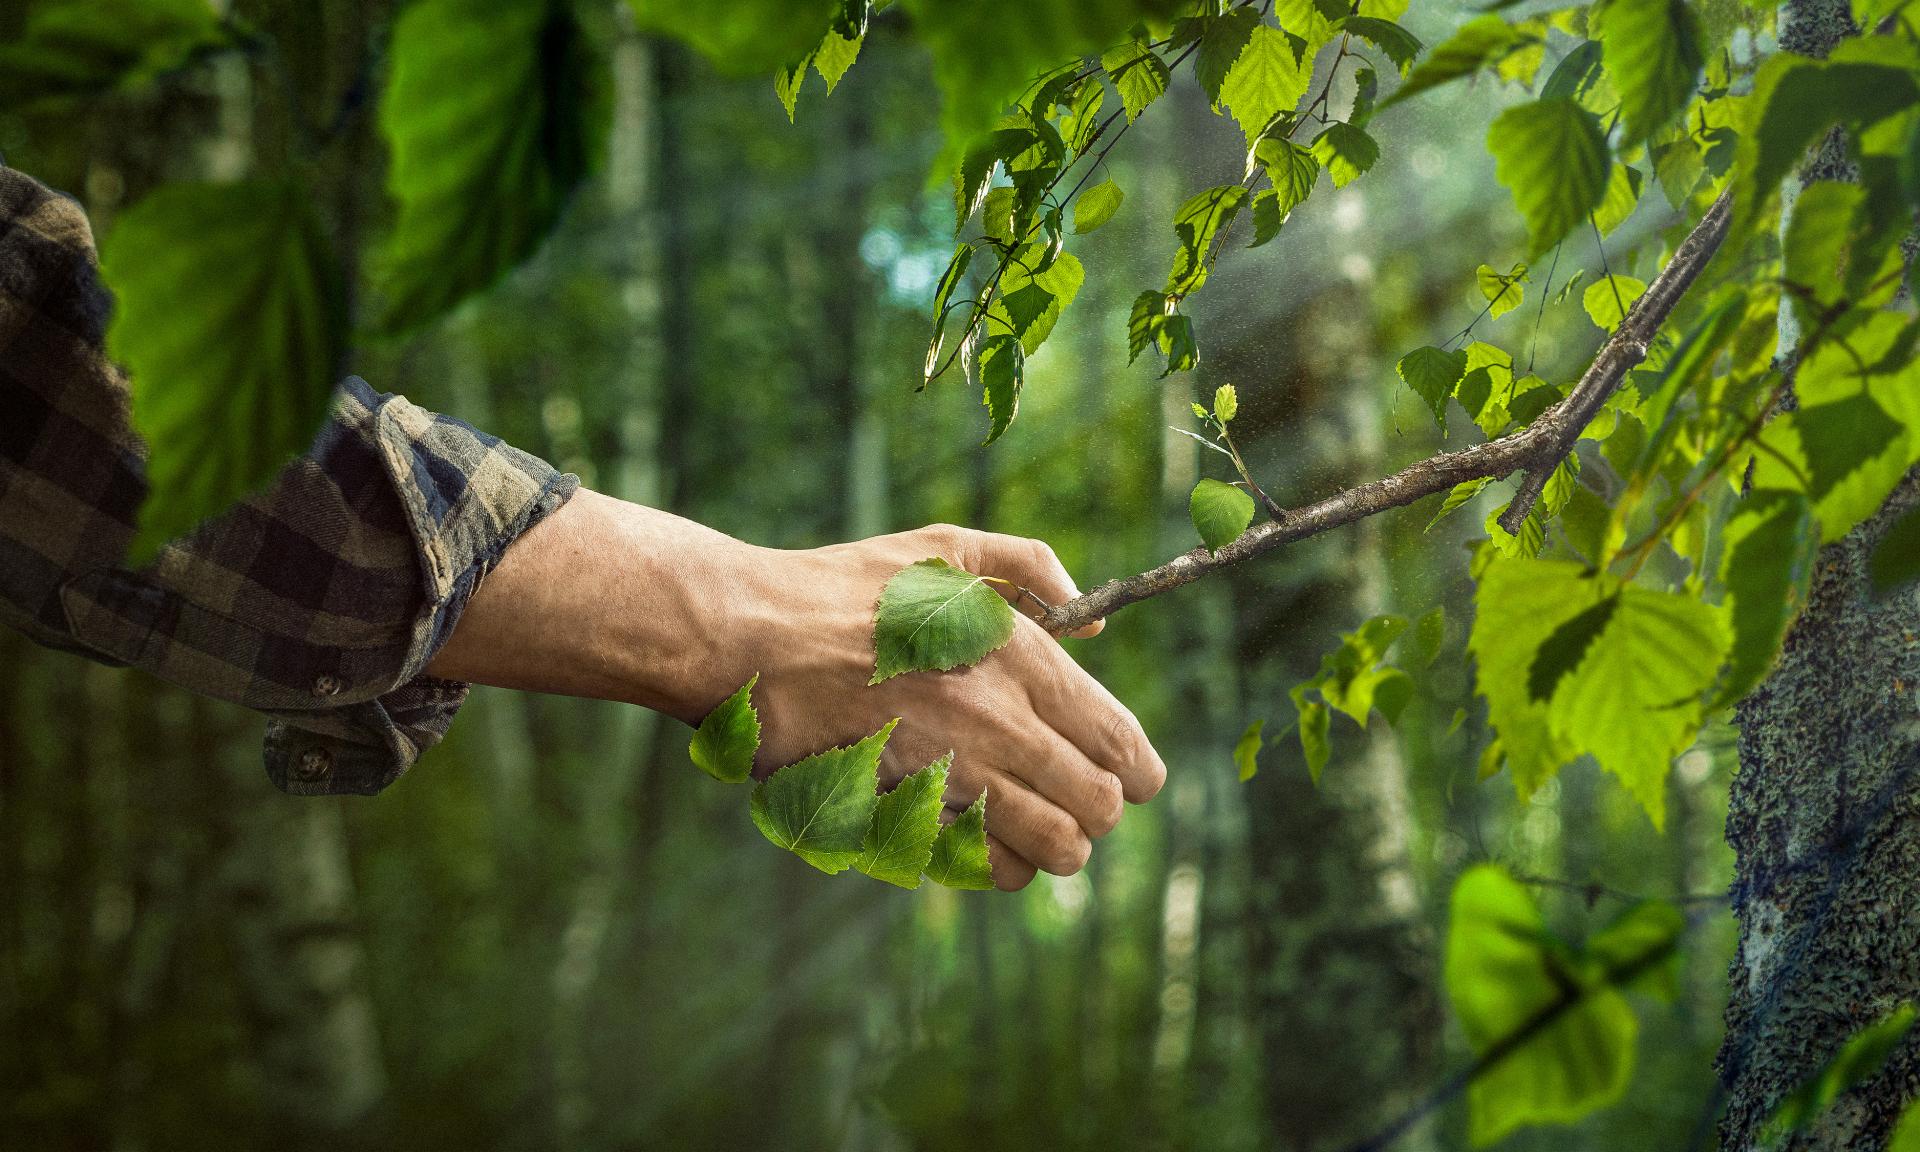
428;492;1166;890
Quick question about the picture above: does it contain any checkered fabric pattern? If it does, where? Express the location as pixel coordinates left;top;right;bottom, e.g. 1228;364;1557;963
0;165;578;795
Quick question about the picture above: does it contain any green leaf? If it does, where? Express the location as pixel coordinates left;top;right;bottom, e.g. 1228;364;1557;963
1214;383;1239;423
1059;80;1107;153
1541;39;1606;106
1596;0;1705;144
1339;16;1422;76
991;247;1084;356
1379;15;1533;111
1477;262;1528;320
627;0;835;74
377;0;606;332
689;675;761;783
1471;558;1601;800
1102;40;1171;122
0;0;233;108
1764;1005;1918;1140
979;333;1025;446
1445;865;1645;1147
1191;478;1257;551
1249;189;1286;247
1297;698;1331;783
1546;579;1729;828
1409;605;1447;669
1429;477;1492;530
1592;163;1645;237
1234;718;1265;781
1891;1100;1920;1152
1253;137;1320;218
1310;122;1379;188
1073;179;1124;234
1221;24;1312;143
926;789;994;890
1730;48;1920;247
813;30;862;92
871;558;1019;684
1715;491;1817;708
1527;594;1620;703
750;720;895;874
1488;98;1611;257
855;755;951;889
1398;345;1468;430
775;56;810;122
1168;185;1249;294
1159;315;1200;375
1197;5;1261;105
1582;275;1649;333
1129;290;1170;363
1870;504;1920;600
101;181;345;559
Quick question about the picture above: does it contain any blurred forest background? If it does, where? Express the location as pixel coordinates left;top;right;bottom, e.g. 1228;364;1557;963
0;1;1739;1149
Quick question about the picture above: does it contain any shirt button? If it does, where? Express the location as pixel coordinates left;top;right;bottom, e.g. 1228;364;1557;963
292;747;333;783
312;674;343;698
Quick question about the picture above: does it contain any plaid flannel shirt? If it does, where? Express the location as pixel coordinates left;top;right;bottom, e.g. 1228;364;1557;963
0;166;578;795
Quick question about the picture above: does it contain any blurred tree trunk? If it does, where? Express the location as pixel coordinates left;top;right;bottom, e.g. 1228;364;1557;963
1236;308;1437;1152
1716;3;1920;1148
198;43;387;1143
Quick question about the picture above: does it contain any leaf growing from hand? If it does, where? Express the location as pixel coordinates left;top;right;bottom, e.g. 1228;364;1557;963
926;789;994;889
689;674;760;783
1190;478;1256;552
871;558;1018;684
856;755;951;889
750;720;895;874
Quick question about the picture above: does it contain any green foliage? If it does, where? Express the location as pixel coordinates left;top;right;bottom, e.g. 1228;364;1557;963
1583;275;1648;333
1168;184;1249;295
870;558;1019;684
101;180;345;560
1288;614;1416;784
750;720;897;874
1472;558;1729;827
1189;478;1255;551
1072;179;1124;233
980;334;1025;446
1596;0;1704;145
1340;16;1422;77
856;755;952;889
1233;718;1264;781
1763;1004;1917;1140
689;675;761;783
627;0;836;74
1488;98;1611;257
1221;23;1312;142
376;0;607;332
0;0;233;109
1378;15;1535;110
1445;866;1682;1146
1715;492;1817;708
1477;262;1527;320
925;789;995;889
1398;345;1467;431
1196;4;1261;106
1310;122;1378;188
1103;39;1172;122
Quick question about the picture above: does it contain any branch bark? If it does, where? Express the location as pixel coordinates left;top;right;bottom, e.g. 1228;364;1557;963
1039;188;1734;637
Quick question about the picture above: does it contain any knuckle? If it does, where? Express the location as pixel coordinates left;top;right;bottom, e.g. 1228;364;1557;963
1038;812;1092;874
1086;772;1126;837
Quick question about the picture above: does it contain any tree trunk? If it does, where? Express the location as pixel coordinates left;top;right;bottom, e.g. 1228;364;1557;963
1715;4;1920;1148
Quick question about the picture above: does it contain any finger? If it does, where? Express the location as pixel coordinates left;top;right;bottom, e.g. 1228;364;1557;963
936;806;1038;891
987;835;1036;891
942;776;1089;877
1010;625;1167;804
953;529;1103;639
996;713;1126;839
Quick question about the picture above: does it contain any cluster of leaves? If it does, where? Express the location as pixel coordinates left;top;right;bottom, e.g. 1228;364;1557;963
690;677;993;890
688;557;1025;890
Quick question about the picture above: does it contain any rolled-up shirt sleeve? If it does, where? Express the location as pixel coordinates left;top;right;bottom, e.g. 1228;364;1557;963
0;166;577;795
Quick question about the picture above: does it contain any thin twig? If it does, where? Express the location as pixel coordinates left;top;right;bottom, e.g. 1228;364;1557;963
1038;189;1734;635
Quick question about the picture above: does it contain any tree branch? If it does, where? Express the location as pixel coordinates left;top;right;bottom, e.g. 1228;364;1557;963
1038;189;1733;637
